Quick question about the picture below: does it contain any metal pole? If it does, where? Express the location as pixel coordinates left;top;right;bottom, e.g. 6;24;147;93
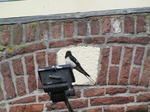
64;100;74;112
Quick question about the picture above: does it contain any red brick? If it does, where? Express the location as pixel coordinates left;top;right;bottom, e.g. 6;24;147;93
52;22;61;38
119;47;133;85
104;106;124;112
124;17;134;33
13;24;23;45
84;88;104;97
137;93;150;102
83;37;105;44
106;88;127;95
46;102;66;111
0;108;6;112
102;18;111;34
130;67;140;85
26;24;37;42
64;21;74;37
10;104;44;112
25;55;35;76
1;62;16;99
83;108;102;112
16;77;26;96
98;48;110;85
5;42;47;59
91;96;134;106
68;90;81;99
39;22;48;40
70;99;88;109
137;16;146;33
108;66;119;85
49;38;82;48
36;51;46;68
130;37;150;45
48;52;57;66
91;20;100;35
78;21;87;36
12;58;24;76
140;49;150;87
38;93;50;102
0;86;4;101
107;36;130;43
2;29;10;46
129;88;149;93
111;46;122;64
28;75;37;93
9;96;36;104
126;105;148;112
134;47;145;65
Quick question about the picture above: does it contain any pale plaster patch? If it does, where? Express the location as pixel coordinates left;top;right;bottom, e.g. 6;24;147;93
57;46;100;85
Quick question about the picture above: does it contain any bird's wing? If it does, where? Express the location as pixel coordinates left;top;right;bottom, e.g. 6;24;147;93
69;55;80;66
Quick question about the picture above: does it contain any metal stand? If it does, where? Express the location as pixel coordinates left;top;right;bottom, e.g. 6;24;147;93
65;99;74;112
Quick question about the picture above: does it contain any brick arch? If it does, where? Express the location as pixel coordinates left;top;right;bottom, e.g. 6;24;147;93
0;14;150;112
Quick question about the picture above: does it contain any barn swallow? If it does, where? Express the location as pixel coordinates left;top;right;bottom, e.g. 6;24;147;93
65;51;96;85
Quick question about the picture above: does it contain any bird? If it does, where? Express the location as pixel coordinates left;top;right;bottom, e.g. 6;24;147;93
65;50;96;85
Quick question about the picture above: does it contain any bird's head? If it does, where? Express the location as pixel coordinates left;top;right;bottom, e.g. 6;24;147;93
65;51;72;58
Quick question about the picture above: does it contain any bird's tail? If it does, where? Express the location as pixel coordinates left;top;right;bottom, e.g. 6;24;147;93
75;66;97;86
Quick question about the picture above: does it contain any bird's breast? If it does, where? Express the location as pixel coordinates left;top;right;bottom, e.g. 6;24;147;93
65;57;76;68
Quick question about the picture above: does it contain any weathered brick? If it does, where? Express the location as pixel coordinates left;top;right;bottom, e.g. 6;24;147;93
28;75;37;93
0;86;4;101
5;42;47;59
84;88;104;97
52;22;61;38
90;20;100;35
130;37;150;45
12;58;24;76
102;18;111;34
9;96;36;105
124;17;134;33
70;99;88;109
64;21;74;37
130;67;140;85
106;88;127;95
91;96;134;106
112;19;122;33
13;24;23;45
83;37;105;44
38;93;50;102
46;102;66;111
39;22;48;40
26;23;37;42
48;52;57;66
2;29;10;46
129;88;149;93
137;93;150;102
83;108;102;112
119;47;133;85
108;66;119;85
111;46;122;64
104;106;124;112
107;36;130;43
134;47;145;65
36;51;46;68
140;49;150;87
98;48;110;85
137;16;146;33
25;55;35;76
1;62;16;99
0;108;6;112
78;21;87;36
126;105;148;112
10;104;44;112
49;38;82;48
16;77;26;96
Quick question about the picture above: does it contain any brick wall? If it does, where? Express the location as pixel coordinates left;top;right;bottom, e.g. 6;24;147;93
0;12;150;112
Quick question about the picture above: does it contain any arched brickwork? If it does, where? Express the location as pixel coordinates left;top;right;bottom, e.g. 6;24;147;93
0;12;150;112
